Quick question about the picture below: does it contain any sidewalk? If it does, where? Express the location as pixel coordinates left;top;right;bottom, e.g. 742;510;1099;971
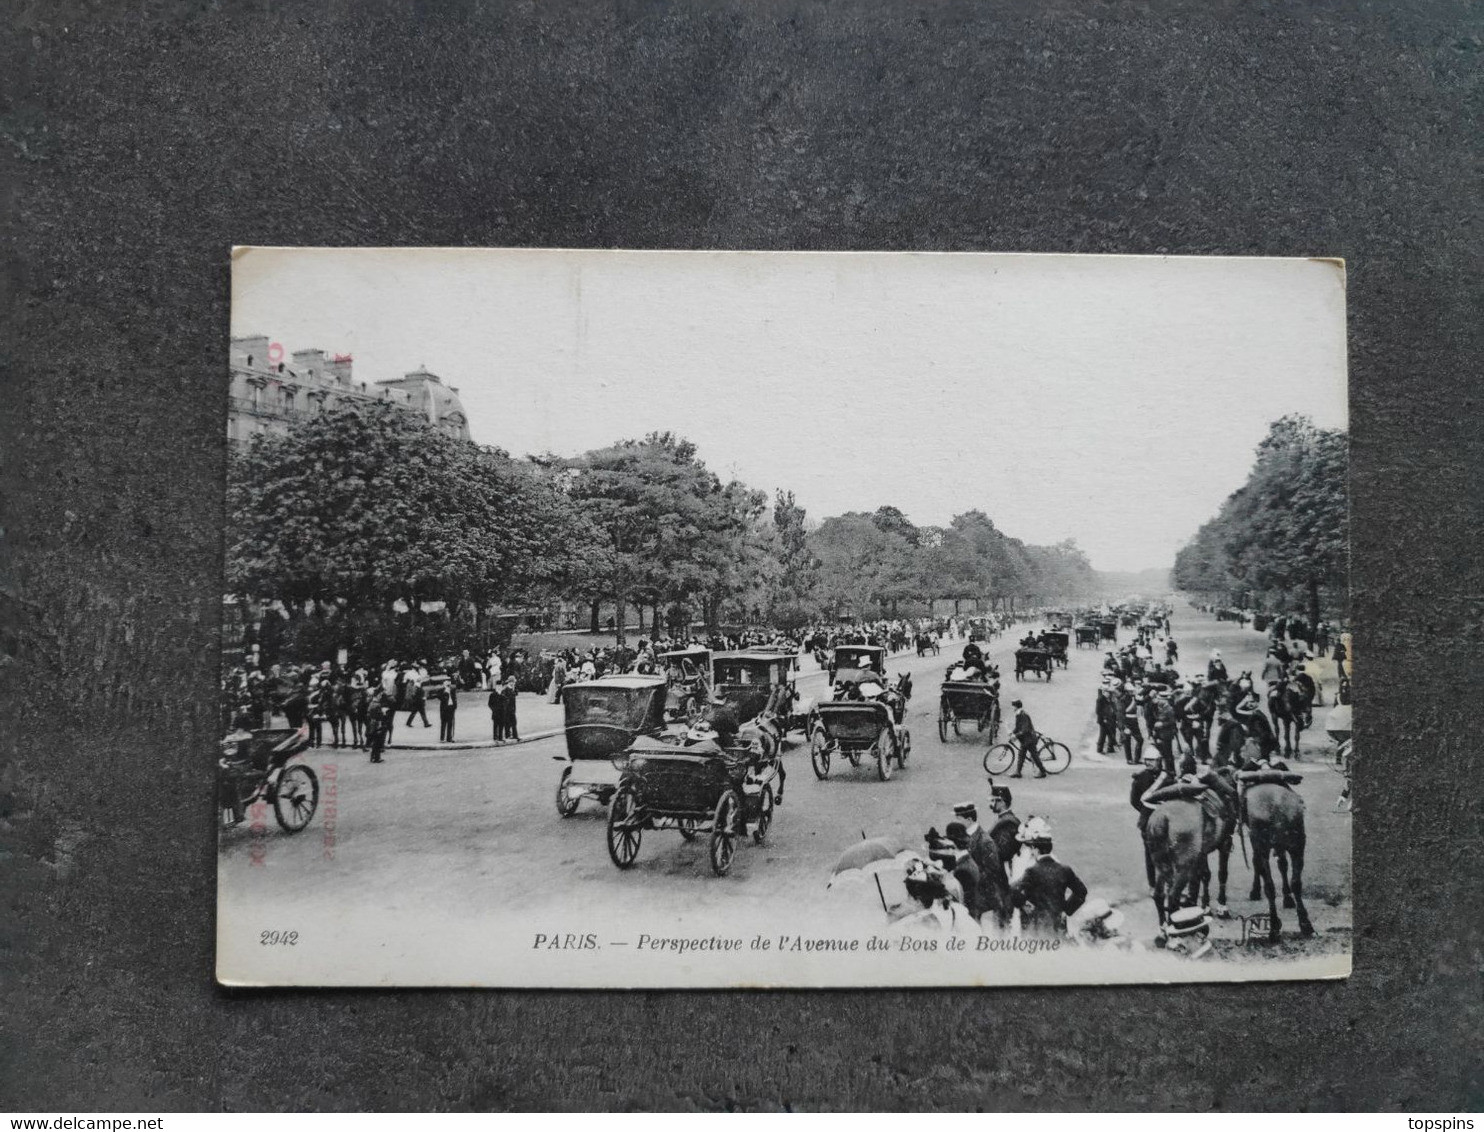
382;645;902;753
386;691;568;751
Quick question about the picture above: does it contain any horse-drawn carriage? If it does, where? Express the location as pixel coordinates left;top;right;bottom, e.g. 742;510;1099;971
554;675;670;817
1046;610;1074;631
711;650;814;748
1041;631;1070;667
1074;624;1100;649
218;725;319;833
1099;619;1118;641
604;735;782;876
1014;648;1055;681
829;643;886;688
937;676;1001;742
810;699;911;781
657;646;712;723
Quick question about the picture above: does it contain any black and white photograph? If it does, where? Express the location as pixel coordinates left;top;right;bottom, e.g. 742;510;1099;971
217;248;1350;988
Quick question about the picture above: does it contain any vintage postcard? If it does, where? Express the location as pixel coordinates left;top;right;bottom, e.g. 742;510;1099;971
217;249;1351;987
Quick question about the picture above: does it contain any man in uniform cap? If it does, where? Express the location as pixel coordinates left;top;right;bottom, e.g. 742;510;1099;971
954;801;1010;928
1130;747;1166;889
987;782;1021;870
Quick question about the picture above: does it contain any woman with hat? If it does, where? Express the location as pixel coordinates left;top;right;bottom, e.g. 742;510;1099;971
1009;817;1088;937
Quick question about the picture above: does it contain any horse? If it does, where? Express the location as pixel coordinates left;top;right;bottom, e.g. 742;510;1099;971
347;684;370;749
1144;769;1240;929
1243;778;1314;941
1267;673;1313;757
325;679;350;749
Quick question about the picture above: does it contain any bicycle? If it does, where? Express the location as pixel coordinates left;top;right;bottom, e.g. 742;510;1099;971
983;734;1072;776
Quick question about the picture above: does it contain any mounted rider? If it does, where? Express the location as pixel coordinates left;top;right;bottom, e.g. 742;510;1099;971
1207;649;1229;684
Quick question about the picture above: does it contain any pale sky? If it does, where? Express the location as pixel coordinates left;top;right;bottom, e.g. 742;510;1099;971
232;249;1348;573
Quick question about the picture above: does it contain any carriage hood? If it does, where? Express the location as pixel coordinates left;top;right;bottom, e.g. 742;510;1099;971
562;677;669;759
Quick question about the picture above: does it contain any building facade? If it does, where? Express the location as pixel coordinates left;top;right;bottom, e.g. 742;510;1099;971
228;335;472;446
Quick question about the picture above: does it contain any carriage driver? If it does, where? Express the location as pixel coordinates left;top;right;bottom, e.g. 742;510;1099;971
960;641;986;677
218;712;257;826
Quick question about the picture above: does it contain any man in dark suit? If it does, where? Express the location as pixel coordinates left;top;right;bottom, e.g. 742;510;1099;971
437;678;458;743
501;677;520;742
954;802;1009;928
488;685;507;742
940;823;986;922
1010;823;1088;936
987;783;1021;869
1129;747;1165;889
1008;699;1047;778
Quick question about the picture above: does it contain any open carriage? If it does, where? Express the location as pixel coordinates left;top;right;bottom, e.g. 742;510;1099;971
937;678;1001;742
1014;648;1055;681
554;676;670;817
656;646;712;723
605;737;782;876
1041;631;1070;667
218;725;319;833
712;650;814;748
809;700;911;782
829;643;886;689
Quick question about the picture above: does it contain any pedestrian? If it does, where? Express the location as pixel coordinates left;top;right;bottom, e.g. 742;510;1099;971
1095;679;1120;754
1008;699;1047;778
1120;685;1145;764
941;823;987;922
1009;819;1087;937
405;667;431;728
502;677;520;742
366;692;390;764
987;783;1021;868
438;679;458;743
489;683;507;741
1151;685;1179;775
1130;747;1165;889
954;801;1010;928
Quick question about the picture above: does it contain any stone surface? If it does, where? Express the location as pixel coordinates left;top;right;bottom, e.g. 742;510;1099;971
2;0;1480;1112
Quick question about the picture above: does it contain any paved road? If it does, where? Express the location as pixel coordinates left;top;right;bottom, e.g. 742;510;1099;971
218;599;1351;986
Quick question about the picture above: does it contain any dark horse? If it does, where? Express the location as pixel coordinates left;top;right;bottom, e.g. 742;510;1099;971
1243;778;1314;941
1144;768;1240;929
1267;672;1313;757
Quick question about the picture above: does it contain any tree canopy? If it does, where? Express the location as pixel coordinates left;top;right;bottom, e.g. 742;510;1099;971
1173;415;1349;624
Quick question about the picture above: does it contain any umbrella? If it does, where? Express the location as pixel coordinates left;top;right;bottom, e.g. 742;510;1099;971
829;834;923;912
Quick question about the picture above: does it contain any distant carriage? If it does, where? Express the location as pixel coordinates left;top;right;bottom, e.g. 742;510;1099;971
1099;619;1118;641
1014;648;1054;681
1041;631;1070;668
656;646;712;723
1074;625;1100;648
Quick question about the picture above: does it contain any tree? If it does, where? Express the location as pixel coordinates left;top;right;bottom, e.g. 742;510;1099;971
565;432;757;643
226;402;603;658
1172;415;1349;626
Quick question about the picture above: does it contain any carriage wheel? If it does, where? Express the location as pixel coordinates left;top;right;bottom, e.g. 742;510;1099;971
606;787;643;868
753;786;774;844
1039;739;1072;775
677;816;700;841
876;729;896;781
898;729;911;768
810;730;832;780
271;765;319;833
555;767;579;818
983;743;1016;776
710;789;741;875
937;707;949;743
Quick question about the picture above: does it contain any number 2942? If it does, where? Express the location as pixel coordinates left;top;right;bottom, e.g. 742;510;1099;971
260;930;299;946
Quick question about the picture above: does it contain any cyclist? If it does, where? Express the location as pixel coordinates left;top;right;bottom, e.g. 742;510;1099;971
1008;698;1048;779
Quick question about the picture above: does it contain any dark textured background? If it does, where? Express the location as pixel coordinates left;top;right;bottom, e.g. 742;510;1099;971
3;0;1481;1112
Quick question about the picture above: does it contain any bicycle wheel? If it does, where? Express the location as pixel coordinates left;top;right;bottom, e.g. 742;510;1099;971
983;743;1016;776
1039;739;1072;775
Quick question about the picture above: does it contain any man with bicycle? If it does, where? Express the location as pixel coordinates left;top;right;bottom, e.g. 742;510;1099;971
1008;698;1048;778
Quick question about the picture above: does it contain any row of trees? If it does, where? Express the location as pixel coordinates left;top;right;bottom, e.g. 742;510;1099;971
1172;414;1349;630
226;403;1102;658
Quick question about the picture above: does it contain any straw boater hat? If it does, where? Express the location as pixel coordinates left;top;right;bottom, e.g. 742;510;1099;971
1166;906;1211;937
